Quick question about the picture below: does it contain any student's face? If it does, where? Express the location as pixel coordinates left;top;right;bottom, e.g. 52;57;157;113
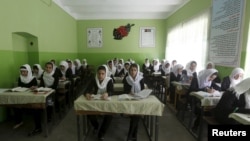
178;68;183;73
60;65;65;71
108;63;112;68
190;63;197;71
154;61;158;65
73;61;78;66
125;64;130;70
33;68;38;74
97;69;106;81
20;70;28;76
172;61;177;66
45;64;53;73
165;63;170;68
208;74;217;81
129;67;138;78
68;62;72;68
207;63;213;69
234;73;243;80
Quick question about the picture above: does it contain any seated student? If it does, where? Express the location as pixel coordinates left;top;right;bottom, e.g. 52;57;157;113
28;62;60;136
199;61;221;83
123;63;145;141
114;63;124;77
169;64;184;104
13;64;38;129
50;59;62;78
170;60;177;72
59;60;73;81
188;68;221;131
73;59;83;77
66;59;76;76
84;65;113;140
113;57;118;67
122;61;131;78
32;64;44;80
161;60;170;76
159;59;165;71
182;61;198;83
118;58;124;66
80;58;89;81
107;60;116;77
151;58;160;72
214;77;250;124
142;58;152;75
221;67;244;91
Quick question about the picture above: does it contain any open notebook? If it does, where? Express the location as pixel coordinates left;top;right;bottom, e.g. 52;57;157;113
118;89;153;100
34;87;52;92
11;87;29;92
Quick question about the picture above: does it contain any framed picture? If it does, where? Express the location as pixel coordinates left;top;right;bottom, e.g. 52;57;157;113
87;28;102;48
140;27;155;48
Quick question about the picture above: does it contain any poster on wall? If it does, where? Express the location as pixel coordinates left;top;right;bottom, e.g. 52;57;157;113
87;28;102;48
208;0;245;67
140;27;155;48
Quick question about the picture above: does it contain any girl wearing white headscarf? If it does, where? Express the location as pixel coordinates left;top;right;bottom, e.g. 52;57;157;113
14;64;38;130
107;60;117;76
214;77;250;124
32;64;44;80
169;64;184;103
123;63;144;141
183;61;197;78
84;65;113;140
82;59;88;69
74;59;83;76
152;58;160;72
59;60;73;81
221;68;244;91
161;60;170;76
40;62;59;89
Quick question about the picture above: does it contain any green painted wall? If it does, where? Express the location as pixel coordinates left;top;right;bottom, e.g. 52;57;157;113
166;0;250;79
77;20;166;66
0;0;78;122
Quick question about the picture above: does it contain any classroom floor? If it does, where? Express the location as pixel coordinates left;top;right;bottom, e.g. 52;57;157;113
0;103;199;141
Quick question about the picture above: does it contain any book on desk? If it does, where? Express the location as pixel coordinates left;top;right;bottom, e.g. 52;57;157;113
91;94;111;101
118;89;153;100
10;87;29;92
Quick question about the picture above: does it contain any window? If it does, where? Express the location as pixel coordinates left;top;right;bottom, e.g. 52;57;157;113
165;10;210;72
244;22;250;78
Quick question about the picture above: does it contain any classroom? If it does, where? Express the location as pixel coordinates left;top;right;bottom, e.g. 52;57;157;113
0;0;250;141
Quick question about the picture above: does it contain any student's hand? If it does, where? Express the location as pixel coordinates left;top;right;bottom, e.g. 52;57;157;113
101;93;108;100
207;88;215;93
85;93;92;100
60;77;66;81
30;86;37;90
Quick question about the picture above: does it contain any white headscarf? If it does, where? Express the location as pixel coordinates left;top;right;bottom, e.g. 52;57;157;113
185;61;197;77
74;59;82;70
161;60;170;75
33;64;44;79
82;59;88;68
95;65;112;94
43;63;55;87
153;58;160;72
124;61;130;75
126;64;143;94
206;61;215;69
197;68;218;89
107;60;116;75
229;68;244;87
116;64;123;73
20;64;34;84
59;60;69;77
172;64;184;77
144;58;150;68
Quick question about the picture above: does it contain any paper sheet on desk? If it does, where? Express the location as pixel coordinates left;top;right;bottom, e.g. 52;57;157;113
91;94;111;101
118;89;153;100
197;91;222;97
11;87;29;92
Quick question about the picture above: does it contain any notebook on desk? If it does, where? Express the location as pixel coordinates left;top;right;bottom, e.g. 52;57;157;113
10;87;29;92
118;89;153;100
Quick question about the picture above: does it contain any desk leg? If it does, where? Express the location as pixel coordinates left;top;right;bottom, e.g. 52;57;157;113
150;116;154;138
155;116;159;141
43;108;48;137
197;107;204;141
77;115;81;141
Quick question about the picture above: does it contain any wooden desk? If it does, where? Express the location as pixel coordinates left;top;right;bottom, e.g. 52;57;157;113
0;88;55;137
190;91;222;141
171;81;190;109
229;113;250;125
113;77;123;83
74;95;165;141
113;83;123;92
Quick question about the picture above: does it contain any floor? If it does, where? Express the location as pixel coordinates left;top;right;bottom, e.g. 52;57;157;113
0;102;198;141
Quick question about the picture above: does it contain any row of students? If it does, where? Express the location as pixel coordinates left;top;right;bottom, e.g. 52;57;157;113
84;63;144;141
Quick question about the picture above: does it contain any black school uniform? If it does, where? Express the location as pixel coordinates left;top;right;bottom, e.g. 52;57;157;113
123;75;145;140
221;76;231;91
214;90;250;124
85;77;113;139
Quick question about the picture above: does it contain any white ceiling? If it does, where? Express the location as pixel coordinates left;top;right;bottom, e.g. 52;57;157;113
53;0;190;20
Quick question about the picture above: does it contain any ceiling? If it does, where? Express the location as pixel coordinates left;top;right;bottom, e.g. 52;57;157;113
53;0;190;20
